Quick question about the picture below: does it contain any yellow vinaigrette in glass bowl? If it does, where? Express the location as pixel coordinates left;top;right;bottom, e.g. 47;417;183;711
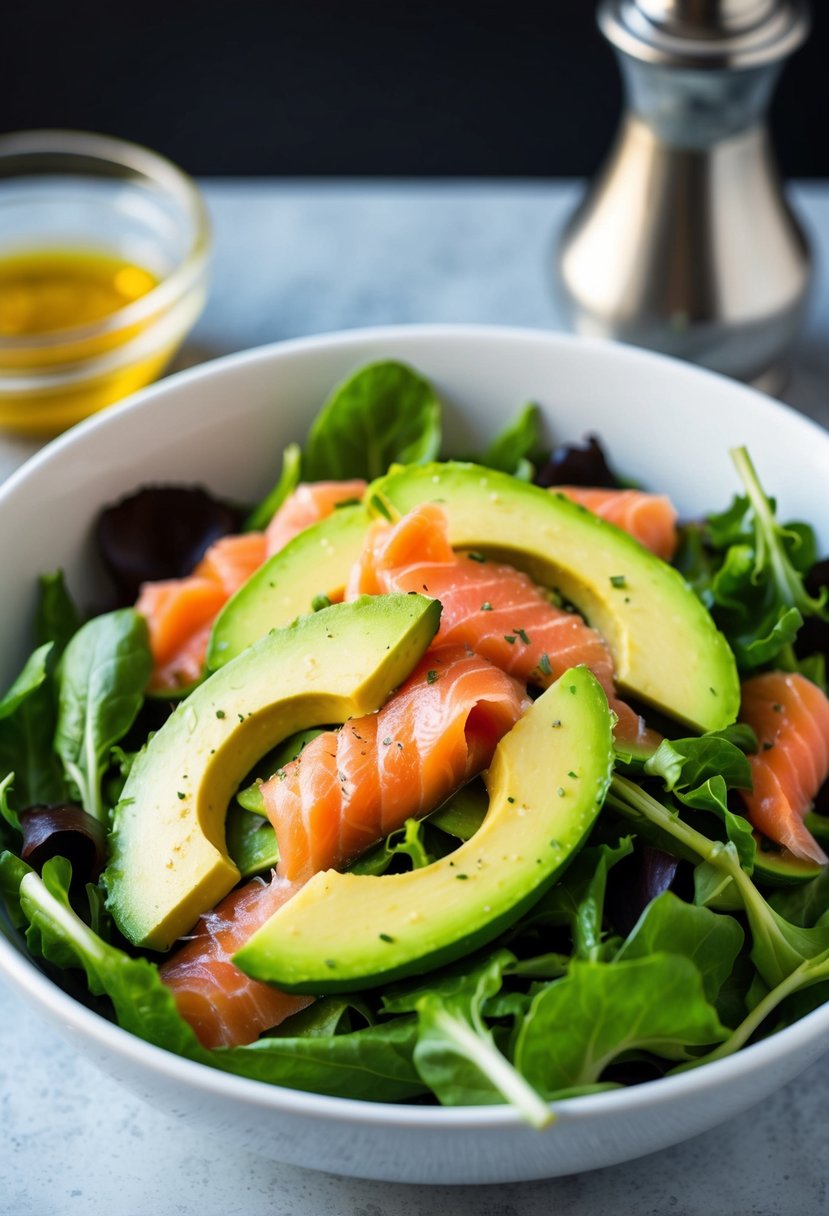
0;248;157;339
0;131;210;436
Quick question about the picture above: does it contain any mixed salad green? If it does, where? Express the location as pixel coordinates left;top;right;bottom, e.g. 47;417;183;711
3;360;829;1128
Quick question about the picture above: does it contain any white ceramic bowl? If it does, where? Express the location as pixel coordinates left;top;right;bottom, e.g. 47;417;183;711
1;326;828;1185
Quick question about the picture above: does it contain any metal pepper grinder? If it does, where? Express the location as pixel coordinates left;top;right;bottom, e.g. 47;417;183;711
556;0;811;392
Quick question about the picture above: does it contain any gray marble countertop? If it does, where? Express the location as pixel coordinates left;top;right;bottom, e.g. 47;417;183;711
2;180;829;1215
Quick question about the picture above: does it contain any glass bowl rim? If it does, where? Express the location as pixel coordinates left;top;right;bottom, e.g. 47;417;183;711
0;128;211;353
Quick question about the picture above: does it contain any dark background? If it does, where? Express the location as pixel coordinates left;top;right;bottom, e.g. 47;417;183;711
3;1;826;177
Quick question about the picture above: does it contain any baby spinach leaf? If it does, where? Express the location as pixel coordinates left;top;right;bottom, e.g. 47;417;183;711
0;643;53;721
408;950;552;1126
0;640;65;810
55;610;152;825
615;891;744;1002
35;570;81;654
217;1018;425;1100
480;403;541;480
243;442;301;532
428;781;488;840
303;361;441;481
225;807;279;878
515;955;728;1097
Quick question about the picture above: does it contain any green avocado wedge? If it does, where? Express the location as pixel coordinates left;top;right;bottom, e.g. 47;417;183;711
207;504;369;670
369;462;739;733
105;594;441;951
233;665;614;993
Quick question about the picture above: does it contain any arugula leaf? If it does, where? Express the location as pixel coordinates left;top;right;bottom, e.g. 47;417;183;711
403;951;552;1126
480;403;541;480
608;775;829;987
515;955;728;1096
692;448;828;672
243;442;301;532
303;361;441;481
644;734;756;872
55;610;152;824
616;891;744;1002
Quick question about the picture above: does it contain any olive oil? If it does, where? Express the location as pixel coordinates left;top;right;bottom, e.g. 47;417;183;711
0;248;157;337
0;247;178;436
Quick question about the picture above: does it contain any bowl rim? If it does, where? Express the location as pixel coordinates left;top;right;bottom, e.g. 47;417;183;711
2;322;829;1131
0;128;211;356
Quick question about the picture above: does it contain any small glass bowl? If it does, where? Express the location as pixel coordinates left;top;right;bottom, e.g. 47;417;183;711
0;130;211;436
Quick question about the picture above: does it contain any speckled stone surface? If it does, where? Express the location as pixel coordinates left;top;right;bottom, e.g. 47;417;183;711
2;181;829;1215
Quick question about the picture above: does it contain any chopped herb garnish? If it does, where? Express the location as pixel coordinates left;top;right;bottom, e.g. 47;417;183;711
426;670;439;684
325;959;337;969
480;602;493;612
467;551;487;563
514;628;530;644
557;787;566;797
379;933;395;943
504;634;516;645
569;685;577;694
538;653;552;676
507;796;515;804
551;719;561;728
215;710;226;719
456;874;469;880
610;575;627;589
762;741;774;751
568;770;578;779
177;791;185;800
311;593;332;612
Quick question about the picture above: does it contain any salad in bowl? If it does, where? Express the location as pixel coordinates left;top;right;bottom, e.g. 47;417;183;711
2;327;829;1183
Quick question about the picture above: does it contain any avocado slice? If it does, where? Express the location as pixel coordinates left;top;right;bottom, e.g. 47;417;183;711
105;594;441;950
232;665;614;992
207;504;369;670
369;462;739;733
753;835;826;887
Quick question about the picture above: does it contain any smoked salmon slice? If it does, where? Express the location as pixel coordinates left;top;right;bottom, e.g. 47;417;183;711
137;480;365;692
161;642;527;1045
265;479;367;557
739;671;829;865
347;502;657;752
262;645;530;882
159;873;312;1048
550;487;678;562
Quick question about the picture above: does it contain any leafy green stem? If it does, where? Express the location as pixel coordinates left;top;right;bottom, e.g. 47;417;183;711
672;947;829;1073
608;776;829;986
426;1007;553;1129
